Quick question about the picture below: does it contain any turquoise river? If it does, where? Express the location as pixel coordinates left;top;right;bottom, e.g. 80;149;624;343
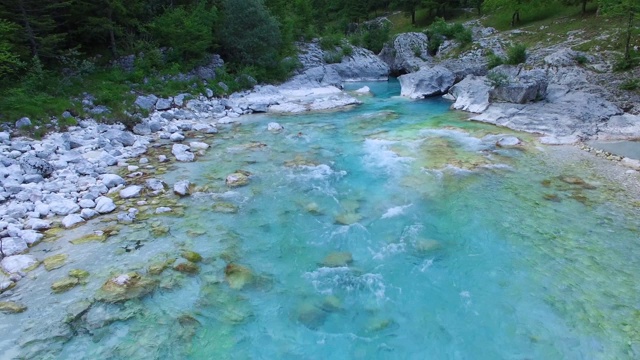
2;80;640;359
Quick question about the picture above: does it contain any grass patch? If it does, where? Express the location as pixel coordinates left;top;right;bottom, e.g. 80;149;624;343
619;78;640;91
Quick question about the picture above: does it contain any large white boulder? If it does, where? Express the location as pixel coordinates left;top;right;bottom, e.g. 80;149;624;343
399;66;456;99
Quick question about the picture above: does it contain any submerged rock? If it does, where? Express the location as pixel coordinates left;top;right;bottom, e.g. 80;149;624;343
181;250;203;263
51;277;79;293
496;136;522;147
69;269;90;280
0;301;27;314
212;202;239;213
224;263;254;290
96;272;158;303
414;239;441;253
267;122;284;132
174;180;192;196
43;254;68;271
334;212;362;225
321;252;353;267
173;260;200;275
225;171;250;188
296;301;327;330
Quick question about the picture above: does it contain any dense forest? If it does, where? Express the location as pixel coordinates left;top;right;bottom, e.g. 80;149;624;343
0;0;637;126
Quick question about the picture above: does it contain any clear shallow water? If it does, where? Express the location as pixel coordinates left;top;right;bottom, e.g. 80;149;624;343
5;80;640;359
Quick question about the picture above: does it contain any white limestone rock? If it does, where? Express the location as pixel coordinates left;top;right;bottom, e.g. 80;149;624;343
173;180;191;196
1;255;38;274
119;185;142;199
95;196;116;214
101;174;125;189
172;144;195;162
62;214;85;228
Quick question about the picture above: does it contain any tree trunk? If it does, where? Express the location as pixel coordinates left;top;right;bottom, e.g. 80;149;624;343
582;0;586;15
18;0;38;58
108;10;117;57
625;11;633;61
411;9;416;25
511;10;520;27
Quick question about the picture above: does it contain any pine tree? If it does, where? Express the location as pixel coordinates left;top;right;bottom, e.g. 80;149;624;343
0;0;71;61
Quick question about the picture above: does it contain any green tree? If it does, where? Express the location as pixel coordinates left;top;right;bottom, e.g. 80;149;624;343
0;0;71;61
599;0;640;64
219;0;283;68
393;0;422;24
69;0;146;57
0;19;24;78
149;2;218;62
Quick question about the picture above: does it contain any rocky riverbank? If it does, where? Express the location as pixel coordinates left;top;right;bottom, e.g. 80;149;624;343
382;20;640;145
0;43;389;298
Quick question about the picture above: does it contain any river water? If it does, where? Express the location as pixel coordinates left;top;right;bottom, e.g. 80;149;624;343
3;80;640;359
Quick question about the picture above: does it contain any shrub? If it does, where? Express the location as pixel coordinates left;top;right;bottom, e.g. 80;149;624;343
619;78;640;91
613;56;639;72
487;53;504;69
425;18;473;55
485;71;510;87
320;34;343;51
506;44;527;65
323;51;343;64
361;23;390;54
341;45;354;57
574;54;588;65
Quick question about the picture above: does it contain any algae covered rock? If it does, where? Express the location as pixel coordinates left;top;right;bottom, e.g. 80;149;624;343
181;251;203;263
225;171;251;188
414;239;441;253
224;263;254;290
212;202;239;214
174;260;200;275
51;277;79;293
321;252;353;267
296;301;327;330
0;301;27;314
69;269;90;280
334;213;362;225
148;258;176;275
43;254;68;271
96;272;158;303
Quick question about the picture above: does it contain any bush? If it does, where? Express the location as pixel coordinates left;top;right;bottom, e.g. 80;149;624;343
485;71;510;87
323;51;343;64
574;54;588;65
341;45;354;57
620;78;640;91
506;44;527;65
361;23;390;54
487;52;504;69
320;33;343;51
613;56;639;72
425;18;473;55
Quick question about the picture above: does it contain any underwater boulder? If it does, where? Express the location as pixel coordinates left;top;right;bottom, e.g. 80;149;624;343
43;254;68;271
95;272;158;303
296;301;327;330
225;171;251;188
51;277;79;293
0;301;27;314
321;252;353;267
224;263;254;290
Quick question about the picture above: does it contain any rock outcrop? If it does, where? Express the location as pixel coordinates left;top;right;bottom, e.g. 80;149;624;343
399;66;456;99
379;32;431;75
